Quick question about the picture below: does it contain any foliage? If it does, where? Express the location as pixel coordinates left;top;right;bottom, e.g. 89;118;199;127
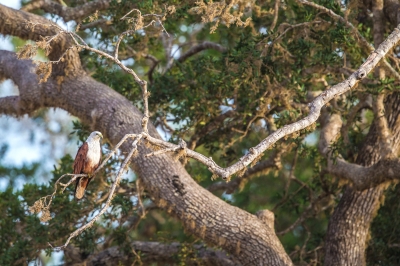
1;0;400;264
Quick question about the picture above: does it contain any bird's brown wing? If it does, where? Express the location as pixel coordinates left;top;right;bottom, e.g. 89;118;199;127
76;143;102;200
73;142;89;200
73;142;88;174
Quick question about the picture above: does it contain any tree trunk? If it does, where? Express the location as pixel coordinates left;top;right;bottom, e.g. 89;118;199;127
324;94;400;265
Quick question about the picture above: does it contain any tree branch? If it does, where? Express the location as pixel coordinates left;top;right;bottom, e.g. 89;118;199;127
188;110;236;150
208;151;282;194
328;157;400;191
22;0;112;22
177;41;227;63
80;241;240;266
0;96;38;116
319;103;400;190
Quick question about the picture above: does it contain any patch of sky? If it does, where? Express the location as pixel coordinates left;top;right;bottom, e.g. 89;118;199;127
222;192;234;202
121;58;135;66
303;131;319;146
335;48;344;58
219;98;235;114
259;27;267;35
171;44;181;59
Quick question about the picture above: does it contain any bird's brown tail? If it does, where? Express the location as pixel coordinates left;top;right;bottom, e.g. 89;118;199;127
75;177;91;200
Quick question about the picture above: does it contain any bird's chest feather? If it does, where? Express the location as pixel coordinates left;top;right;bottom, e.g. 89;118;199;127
86;141;101;167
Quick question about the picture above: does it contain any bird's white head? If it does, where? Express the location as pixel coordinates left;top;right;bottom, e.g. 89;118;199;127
87;131;103;142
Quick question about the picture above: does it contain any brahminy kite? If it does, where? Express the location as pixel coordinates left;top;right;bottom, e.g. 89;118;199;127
73;131;103;200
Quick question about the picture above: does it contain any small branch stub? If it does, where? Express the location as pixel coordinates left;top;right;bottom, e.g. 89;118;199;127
357;69;366;80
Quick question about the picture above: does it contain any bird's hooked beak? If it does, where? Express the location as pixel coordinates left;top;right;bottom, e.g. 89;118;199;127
98;132;103;139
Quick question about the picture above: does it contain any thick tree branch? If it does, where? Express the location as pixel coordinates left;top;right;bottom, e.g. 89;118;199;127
79;241;240;266
270;0;280;31
0;3;82;76
319;110;400;190
0;96;38;116
328;157;400;190
372;93;393;157
22;0;112;22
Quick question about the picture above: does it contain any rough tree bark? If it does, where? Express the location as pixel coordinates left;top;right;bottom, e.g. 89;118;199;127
324;0;400;265
0;4;292;265
65;241;239;266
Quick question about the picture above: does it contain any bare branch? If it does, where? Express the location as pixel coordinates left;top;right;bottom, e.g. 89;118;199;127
266;20;322;47
188;110;236;150
177;41;227;63
271;150;299;212
145;147;179;157
277;193;333;235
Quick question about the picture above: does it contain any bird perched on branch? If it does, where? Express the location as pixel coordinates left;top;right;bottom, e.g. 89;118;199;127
73;131;103;200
